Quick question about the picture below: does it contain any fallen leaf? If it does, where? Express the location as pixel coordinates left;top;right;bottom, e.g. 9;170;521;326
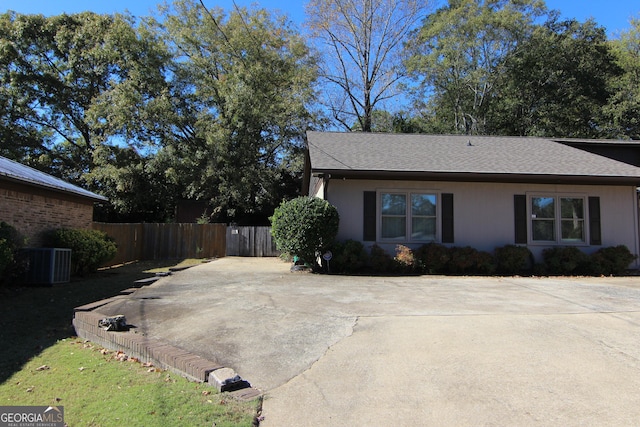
36;365;49;371
78;367;85;371
201;390;211;396
26;387;34;393
100;349;109;355
142;362;154;368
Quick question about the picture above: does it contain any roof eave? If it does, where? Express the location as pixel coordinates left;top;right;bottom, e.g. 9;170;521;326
311;169;640;186
0;175;108;202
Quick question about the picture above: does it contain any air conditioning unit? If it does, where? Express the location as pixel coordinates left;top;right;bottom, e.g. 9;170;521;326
23;248;72;285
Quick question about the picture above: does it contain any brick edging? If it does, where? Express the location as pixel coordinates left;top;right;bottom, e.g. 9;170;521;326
72;299;260;399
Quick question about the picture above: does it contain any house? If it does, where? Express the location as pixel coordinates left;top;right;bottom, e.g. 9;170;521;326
305;131;640;268
0;156;107;246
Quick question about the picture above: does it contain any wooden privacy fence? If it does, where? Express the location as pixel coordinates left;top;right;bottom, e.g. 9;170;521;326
226;225;280;257
93;223;227;265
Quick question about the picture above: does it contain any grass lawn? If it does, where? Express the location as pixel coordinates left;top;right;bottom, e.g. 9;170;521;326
0;259;258;426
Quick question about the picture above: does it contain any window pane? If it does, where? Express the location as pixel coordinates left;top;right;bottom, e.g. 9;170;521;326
532;220;555;241
382;217;406;239
561;198;584;220
412;217;436;240
411;194;436;216
381;193;406;215
561;220;584;241
532;197;554;218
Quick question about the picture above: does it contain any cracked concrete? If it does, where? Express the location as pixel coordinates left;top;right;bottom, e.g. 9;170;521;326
98;257;640;426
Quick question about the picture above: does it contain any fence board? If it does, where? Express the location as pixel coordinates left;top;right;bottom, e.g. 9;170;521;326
93;223;226;265
92;223;143;265
226;226;279;257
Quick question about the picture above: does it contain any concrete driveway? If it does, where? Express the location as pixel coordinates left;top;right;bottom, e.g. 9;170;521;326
100;257;640;426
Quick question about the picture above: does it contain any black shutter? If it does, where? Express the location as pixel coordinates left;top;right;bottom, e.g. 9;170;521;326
514;195;527;244
363;191;376;241
589;196;601;246
441;193;454;243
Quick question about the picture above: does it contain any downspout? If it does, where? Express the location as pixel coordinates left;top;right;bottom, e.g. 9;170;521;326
322;174;331;200
301;142;311;196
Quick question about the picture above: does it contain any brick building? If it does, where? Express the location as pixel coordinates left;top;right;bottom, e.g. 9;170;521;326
0;156;107;246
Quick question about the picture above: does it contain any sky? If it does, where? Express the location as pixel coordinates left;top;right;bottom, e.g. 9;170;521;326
0;0;638;37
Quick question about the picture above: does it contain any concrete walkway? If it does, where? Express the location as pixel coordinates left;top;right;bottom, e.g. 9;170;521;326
99;257;640;426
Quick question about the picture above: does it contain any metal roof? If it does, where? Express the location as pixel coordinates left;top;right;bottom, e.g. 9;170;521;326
0;156;107;201
306;132;640;185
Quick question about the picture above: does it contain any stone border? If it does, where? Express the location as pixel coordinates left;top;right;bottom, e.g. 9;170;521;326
72;274;260;401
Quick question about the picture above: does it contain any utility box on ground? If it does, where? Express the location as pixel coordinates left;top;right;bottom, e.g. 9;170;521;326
23;248;72;285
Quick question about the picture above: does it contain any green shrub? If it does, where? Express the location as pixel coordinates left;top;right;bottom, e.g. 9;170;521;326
0;238;14;278
44;228;117;276
447;246;479;274
542;246;589;275
589;245;636;276
0;222;25;285
368;244;395;273
447;246;495;275
414;243;450;274
475;250;497;275
270;197;339;268
494;245;534;275
330;239;369;274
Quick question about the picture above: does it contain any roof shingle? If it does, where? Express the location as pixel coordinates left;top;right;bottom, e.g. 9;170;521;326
306;132;640;181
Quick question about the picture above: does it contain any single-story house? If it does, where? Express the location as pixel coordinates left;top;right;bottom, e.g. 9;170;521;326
0;156;107;246
305;131;640;268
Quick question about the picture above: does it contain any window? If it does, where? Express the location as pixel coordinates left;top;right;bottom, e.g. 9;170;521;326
381;192;437;241
530;195;586;243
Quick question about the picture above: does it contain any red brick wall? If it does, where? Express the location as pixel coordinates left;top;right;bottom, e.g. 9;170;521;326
0;181;95;247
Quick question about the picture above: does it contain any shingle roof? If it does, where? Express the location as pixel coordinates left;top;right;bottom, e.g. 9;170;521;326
0;156;107;201
306;131;640;184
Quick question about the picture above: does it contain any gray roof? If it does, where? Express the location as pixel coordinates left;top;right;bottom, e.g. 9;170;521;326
0;156;107;201
306;132;640;185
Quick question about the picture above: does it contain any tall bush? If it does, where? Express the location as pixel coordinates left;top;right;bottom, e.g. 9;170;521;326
0;222;25;285
270;197;339;268
44;228;117;276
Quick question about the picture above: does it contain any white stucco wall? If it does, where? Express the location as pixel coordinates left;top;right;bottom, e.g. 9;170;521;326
323;178;639;267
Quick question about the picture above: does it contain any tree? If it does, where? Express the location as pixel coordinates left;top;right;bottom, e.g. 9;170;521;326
493;19;621;137
605;18;640;139
0;11;170;180
404;0;547;134
306;0;430;131
270;197;339;268
152;0;318;223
